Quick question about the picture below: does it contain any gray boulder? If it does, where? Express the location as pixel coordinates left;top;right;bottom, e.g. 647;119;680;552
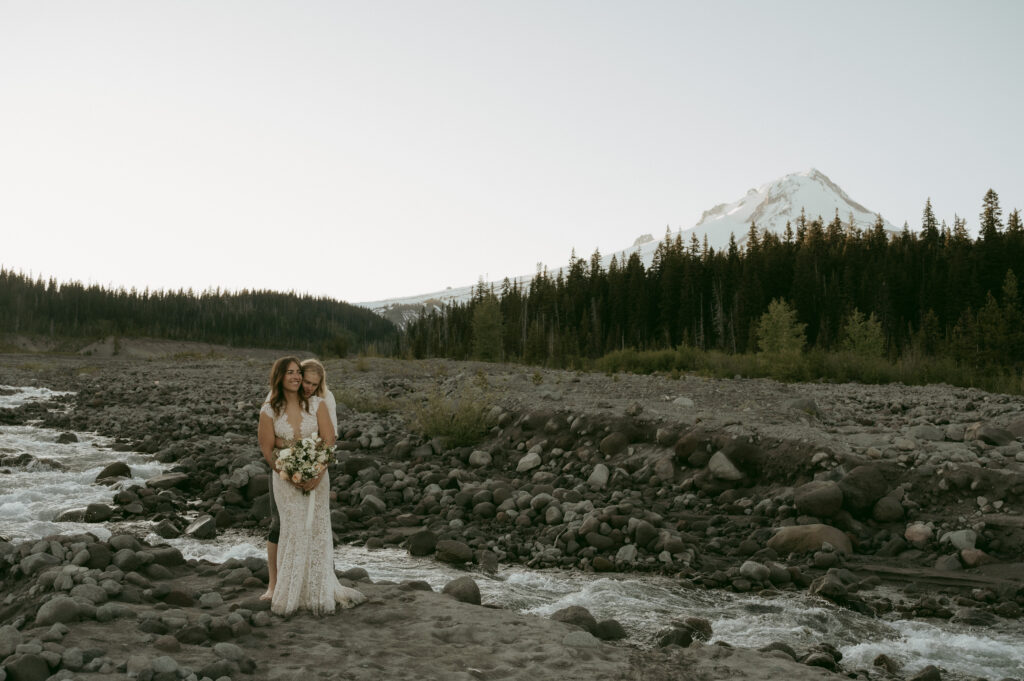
435;539;473;564
442;576;480;605
34;596;80;626
550;605;598;634
794;480;843;518
838;464;890;516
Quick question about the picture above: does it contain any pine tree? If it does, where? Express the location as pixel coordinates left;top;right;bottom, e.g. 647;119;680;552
979;189;1003;241
755;298;806;355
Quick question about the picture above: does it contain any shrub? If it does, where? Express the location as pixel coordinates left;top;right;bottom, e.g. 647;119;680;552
413;387;493;448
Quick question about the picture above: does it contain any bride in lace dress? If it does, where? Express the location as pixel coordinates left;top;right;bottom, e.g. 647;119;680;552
257;356;366;616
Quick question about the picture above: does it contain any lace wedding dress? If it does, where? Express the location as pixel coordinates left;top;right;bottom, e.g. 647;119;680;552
261;396;366;616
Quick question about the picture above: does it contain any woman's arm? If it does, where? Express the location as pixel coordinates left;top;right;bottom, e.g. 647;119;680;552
316;401;337;447
258;413;277;471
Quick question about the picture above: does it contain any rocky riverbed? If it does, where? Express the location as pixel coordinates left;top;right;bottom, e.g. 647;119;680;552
2;350;1023;681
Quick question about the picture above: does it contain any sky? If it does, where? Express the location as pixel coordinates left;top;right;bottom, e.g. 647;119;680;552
2;1;1022;304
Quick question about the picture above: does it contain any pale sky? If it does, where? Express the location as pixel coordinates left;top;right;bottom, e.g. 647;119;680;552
2;1;1022;303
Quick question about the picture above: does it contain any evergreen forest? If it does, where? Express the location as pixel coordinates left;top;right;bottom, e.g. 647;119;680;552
0;272;397;356
402;192;1024;393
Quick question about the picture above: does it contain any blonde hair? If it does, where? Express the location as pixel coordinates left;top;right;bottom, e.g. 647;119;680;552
300;358;329;397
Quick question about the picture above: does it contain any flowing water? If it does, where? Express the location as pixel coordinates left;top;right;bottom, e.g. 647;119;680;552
2;385;1022;680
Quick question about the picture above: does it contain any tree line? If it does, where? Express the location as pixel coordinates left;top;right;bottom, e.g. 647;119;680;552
0;270;398;356
402;190;1024;381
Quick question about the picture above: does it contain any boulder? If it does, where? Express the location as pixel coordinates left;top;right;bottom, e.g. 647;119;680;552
516;452;542;473
587;464;609;490
707;451;743;481
767;524;852;555
84;503;113;522
34;596;80;626
872;494;905;523
794;480;843;518
442;576;480;605
435;539;473;564
146;472;189;490
600;432;629;457
550;606;598;634
407;530;438;557
185;515;217;540
838;464;890;515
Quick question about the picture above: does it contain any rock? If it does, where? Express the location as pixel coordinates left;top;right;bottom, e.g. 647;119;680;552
803;652;837;671
56;432;79;444
707;451;743;481
83;503;113;522
516;452;541;472
184;514;217;539
145;472;189;489
838;464;890;516
435;539;473;564
653;457;675;482
600;432;629;456
550;606;598;634
152;519;181;539
615;544;638;565
94;462;131;481
442;576;480;605
939;529;977;551
873;653;901;674
794;480;843;518
200;592;225;608
0;625;23;658
34;596;80;626
594;619;627;641
3;654;50;681
587;464;609;490
69;584;107;605
468;450;491;467
681;617;712;641
972;424;1015;446
872;494;904;522
809;574;847;603
19;553;60;576
960;548;997;567
904;522;933;548
672;396;695;408
656;625;693;648
908;425;944;441
783;397;817;414
767;524;852;555
739;561;770;583
908;664;942;681
562;631;600;647
407;530;438;557
934;554;963;571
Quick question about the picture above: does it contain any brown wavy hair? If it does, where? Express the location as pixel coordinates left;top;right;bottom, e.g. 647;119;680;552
267;356;309;416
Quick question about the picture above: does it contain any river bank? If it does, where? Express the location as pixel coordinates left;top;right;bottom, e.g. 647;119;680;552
2;351;1023;680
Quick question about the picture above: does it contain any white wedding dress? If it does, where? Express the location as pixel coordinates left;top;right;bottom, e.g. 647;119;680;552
261;396;365;616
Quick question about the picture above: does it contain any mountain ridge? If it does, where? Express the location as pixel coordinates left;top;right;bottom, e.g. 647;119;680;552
360;169;898;326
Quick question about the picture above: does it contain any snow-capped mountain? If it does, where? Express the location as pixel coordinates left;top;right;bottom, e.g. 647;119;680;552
360;169;897;325
607;168;899;269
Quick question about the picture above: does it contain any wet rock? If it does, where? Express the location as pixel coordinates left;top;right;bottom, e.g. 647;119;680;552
407;530;438;557
94;461;131;482
56;432;79;444
184;514;217;540
873;653;901;673
908;664;942;681
442;576;480;605
435;539;473;564
550;606;597;634
656;625;693;648
84;503;113;522
802;652;837;671
145;472;189;490
594;619;627;641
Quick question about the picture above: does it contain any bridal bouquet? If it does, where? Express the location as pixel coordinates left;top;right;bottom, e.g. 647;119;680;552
276;435;336;496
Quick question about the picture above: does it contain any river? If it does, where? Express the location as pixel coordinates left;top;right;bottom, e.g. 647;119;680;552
1;384;1021;680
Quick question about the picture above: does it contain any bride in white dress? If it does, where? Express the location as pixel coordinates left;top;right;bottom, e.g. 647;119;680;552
257;356;366;616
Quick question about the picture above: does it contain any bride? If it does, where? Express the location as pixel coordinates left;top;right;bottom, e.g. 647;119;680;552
257;356;366;616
